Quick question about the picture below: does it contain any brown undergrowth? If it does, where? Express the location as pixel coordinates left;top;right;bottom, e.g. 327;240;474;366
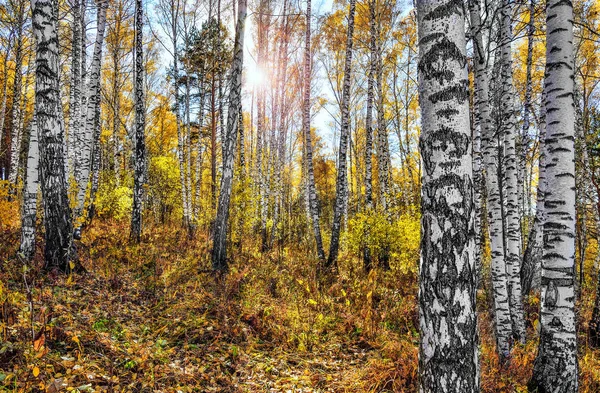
1;210;599;391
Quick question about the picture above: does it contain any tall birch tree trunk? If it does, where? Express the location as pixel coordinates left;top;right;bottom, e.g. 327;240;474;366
211;0;246;272
522;89;546;296
67;0;83;179
0;36;13;152
468;0;512;359
327;0;356;269
74;0;108;227
8;3;25;186
363;0;376;272
20;120;39;260
529;0;578;388
31;0;74;271
302;0;325;263
417;0;479;389
130;0;145;242
499;0;526;344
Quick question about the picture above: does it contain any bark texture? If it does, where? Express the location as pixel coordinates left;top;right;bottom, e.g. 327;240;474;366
32;0;74;270
74;0;108;225
327;0;356;269
211;0;246;272
468;0;512;359
130;0;145;242
499;0;526;344
416;0;479;391
302;0;325;263
529;0;578;388
20;120;39;260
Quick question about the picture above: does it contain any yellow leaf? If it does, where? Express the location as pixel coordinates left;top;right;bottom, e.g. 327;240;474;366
33;367;39;377
72;336;80;344
308;299;317;306
69;261;76;270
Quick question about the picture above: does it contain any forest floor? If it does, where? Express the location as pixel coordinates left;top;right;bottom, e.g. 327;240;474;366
1;208;600;391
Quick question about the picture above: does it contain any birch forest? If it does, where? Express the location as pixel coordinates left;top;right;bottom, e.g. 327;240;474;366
1;0;600;390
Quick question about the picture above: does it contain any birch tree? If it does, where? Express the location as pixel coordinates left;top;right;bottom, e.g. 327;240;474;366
363;0;376;272
19;119;38;260
130;0;145;242
31;0;73;270
499;0;526;344
67;0;83;179
529;0;578;388
327;0;356;269
302;0;325;263
8;0;26;186
74;0;108;227
417;0;479;389
211;0;246;273
468;0;512;359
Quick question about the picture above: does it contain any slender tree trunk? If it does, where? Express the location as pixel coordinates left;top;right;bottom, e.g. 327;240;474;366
74;0;108;227
211;0;246;272
67;0;82;180
130;0;145;242
87;89;101;222
327;0;356;269
8;7;25;186
468;0;512;360
375;18;390;270
529;0;578;388
363;0;376;272
195;69;206;219
20;120;39;260
270;0;290;247
302;0;325;263
32;0;74;271
522;90;546;296
500;0;526;344
417;0;479;389
0;37;13;152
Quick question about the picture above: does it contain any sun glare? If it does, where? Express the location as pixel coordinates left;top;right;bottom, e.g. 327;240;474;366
246;66;266;88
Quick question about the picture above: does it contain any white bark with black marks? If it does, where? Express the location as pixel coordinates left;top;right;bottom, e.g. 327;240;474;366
211;0;246;272
468;0;512;359
302;0;325;263
529;0;578;388
31;0;74;270
327;0;356;269
74;0;108;225
20;120;39;260
417;0;479;390
499;0;526;344
130;0;145;242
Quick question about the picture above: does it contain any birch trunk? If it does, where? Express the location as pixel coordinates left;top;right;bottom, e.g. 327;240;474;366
67;0;83;179
20;120;39;260
31;0;74;270
363;0;376;272
130;0;145;242
522;96;546;296
529;0;578;388
302;0;325;263
211;0;246;272
375;21;390;270
468;0;512;359
0;37;13;152
74;0;108;225
417;0;479;389
8;6;25;185
500;0;526;344
327;0;356;269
